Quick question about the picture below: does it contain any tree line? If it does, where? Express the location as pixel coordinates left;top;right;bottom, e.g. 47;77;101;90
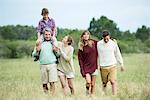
0;16;150;58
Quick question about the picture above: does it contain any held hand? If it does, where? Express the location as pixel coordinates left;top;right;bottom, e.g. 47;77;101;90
100;68;102;71
99;66;102;71
53;46;60;52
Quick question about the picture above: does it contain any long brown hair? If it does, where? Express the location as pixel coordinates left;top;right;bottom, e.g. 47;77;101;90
78;30;94;51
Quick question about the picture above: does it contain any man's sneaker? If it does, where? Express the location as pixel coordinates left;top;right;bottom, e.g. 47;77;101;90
34;55;39;61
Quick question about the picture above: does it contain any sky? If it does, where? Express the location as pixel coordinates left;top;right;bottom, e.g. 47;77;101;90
0;0;150;32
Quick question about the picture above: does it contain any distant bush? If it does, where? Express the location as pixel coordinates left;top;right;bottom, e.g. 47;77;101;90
16;42;34;58
117;41;129;53
144;39;150;48
118;39;150;53
0;43;11;58
0;40;34;58
0;25;150;57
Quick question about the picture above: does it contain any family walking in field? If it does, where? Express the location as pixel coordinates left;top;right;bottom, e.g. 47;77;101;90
32;8;124;97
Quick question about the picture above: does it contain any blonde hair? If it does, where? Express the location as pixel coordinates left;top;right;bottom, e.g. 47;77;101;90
78;30;94;51
66;35;73;45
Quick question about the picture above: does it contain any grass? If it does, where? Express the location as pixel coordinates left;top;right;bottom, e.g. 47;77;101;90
0;54;150;100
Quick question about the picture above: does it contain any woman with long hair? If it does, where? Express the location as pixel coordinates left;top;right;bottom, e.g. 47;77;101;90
78;30;98;96
55;35;75;96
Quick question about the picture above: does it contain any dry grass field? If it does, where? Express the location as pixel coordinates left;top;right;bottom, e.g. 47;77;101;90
0;54;150;100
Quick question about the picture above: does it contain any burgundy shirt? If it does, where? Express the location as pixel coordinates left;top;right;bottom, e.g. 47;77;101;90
78;40;98;77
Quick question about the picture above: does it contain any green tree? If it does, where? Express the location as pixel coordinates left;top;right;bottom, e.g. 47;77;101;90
0;25;18;40
0;25;36;40
122;30;136;41
135;25;150;42
88;16;120;39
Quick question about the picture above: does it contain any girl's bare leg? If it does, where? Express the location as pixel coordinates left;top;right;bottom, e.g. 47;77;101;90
67;78;75;95
91;75;96;94
85;74;91;96
59;76;67;95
